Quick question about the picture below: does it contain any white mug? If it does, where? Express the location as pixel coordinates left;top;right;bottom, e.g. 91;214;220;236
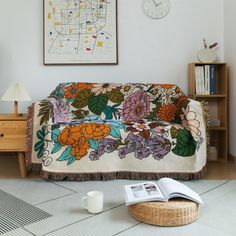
81;191;104;214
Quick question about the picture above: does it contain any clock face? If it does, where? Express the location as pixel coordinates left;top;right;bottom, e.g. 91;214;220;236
143;0;170;19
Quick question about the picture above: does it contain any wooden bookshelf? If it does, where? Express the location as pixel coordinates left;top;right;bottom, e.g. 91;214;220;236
188;63;228;161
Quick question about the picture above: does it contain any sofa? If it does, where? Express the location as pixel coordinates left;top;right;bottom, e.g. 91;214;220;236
26;82;207;180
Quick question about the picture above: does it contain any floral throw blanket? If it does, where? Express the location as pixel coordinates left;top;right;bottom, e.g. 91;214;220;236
27;83;207;180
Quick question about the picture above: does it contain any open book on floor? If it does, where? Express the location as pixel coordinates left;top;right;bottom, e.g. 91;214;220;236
123;177;203;205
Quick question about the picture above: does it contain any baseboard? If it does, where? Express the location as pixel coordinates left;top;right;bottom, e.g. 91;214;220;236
229;154;236;163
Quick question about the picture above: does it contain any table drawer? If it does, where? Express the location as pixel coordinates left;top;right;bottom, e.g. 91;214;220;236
0;121;26;151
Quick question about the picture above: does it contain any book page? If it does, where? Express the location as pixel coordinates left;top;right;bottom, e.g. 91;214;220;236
123;182;165;205
158;178;203;205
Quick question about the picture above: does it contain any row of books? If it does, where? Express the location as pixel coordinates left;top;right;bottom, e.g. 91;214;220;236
195;65;215;95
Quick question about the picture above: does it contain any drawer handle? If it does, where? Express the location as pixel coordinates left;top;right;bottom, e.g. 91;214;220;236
0;133;4;138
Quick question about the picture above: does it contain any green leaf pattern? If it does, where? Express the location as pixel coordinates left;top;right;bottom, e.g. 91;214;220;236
172;129;196;157
88;94;109;115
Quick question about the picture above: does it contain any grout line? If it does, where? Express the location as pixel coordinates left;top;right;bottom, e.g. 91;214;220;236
112;222;141;236
34;192;77;206
42;203;125;236
200;180;231;195
33;180;77;205
21;227;37;236
51;181;78;193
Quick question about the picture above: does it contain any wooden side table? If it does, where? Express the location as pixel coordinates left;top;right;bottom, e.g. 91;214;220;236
0;114;27;177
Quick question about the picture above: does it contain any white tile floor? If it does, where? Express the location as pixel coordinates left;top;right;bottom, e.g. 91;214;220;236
0;179;236;236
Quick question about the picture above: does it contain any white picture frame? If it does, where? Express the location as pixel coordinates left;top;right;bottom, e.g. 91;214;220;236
43;0;118;65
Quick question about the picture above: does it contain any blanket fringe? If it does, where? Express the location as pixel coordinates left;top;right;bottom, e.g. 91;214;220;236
25;103;34;168
26;103;41;171
201;101;210;155
41;166;206;181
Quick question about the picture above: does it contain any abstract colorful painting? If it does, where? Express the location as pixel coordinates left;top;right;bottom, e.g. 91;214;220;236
43;0;118;65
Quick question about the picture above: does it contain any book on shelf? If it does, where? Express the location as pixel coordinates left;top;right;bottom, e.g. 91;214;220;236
199;66;205;94
195;66;200;94
204;65;210;94
195;66;205;95
195;65;215;95
123;177;203;205
210;64;216;95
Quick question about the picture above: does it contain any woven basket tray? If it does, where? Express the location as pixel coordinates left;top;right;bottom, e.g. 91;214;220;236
128;199;200;227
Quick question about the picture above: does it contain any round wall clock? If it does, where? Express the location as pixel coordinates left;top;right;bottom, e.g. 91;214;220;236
143;0;171;19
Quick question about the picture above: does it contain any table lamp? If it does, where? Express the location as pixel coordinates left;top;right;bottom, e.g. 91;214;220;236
1;82;31;116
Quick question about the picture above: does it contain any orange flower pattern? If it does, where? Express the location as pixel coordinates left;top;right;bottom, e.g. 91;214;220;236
80;123;111;140
58;123;111;160
64;82;93;99
70;137;90;160
157;104;177;122
58;126;82;146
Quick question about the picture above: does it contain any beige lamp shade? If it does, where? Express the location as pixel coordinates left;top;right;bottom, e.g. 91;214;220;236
1;82;31;116
1;82;31;101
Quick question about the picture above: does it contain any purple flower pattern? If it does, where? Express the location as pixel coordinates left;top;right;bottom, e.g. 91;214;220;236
49;98;72;123
145;135;172;160
90;130;172;161
122;90;150;122
89;138;116;161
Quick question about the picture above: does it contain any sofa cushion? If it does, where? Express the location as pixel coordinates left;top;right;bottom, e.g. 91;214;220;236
45;119;196;166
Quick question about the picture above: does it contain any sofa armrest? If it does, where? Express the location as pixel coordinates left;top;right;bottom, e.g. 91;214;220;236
180;99;207;141
26;100;53;165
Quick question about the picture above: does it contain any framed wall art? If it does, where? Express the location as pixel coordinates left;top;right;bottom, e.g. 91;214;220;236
43;0;118;65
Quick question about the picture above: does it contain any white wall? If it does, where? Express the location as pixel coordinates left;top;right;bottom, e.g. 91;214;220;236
0;0;224;113
224;0;236;156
